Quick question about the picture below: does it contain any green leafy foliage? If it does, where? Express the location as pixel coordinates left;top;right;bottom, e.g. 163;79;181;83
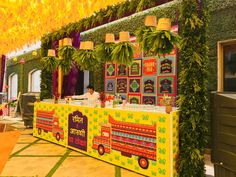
135;26;155;54
111;42;134;65
73;49;99;71
147;30;180;57
177;0;209;176
41;56;58;72
58;45;76;75
40;0;179;99
95;42;115;63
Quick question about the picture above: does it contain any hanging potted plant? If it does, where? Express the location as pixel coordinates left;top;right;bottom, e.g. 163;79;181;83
147;18;180;57
41;49;58;72
95;33;115;63
73;41;99;71
58;38;76;75
135;15;156;54
111;31;134;65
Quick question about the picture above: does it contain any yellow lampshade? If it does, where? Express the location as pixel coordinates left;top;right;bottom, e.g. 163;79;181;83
157;18;171;31
79;42;86;50
63;38;72;46
84;41;94;50
144;16;157;27
59;39;63;47
47;49;56;57
119;31;130;42
105;33;115;43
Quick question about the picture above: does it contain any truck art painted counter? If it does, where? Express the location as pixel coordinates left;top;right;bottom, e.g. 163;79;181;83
33;102;179;177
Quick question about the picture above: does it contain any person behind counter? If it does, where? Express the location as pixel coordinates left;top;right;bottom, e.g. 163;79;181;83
71;85;100;101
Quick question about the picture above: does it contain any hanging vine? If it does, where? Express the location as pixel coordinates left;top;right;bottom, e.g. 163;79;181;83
178;0;209;176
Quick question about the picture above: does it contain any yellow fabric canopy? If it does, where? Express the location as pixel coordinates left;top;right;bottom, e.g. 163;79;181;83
0;0;125;55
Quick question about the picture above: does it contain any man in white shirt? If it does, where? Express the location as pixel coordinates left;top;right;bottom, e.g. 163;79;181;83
72;85;100;101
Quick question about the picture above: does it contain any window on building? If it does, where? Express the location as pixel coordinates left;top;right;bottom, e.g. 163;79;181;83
223;44;236;91
28;70;41;92
8;73;18;99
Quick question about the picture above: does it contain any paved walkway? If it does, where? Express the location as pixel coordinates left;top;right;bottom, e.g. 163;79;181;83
0;117;214;177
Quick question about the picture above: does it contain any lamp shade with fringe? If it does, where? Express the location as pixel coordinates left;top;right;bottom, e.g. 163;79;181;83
119;31;130;42
105;33;115;43
157;18;171;31
47;49;56;57
145;16;157;27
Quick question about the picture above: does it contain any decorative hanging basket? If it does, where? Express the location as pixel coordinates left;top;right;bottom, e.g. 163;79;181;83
84;41;94;50
105;33;115;43
63;38;72;46
119;31;130;42
59;39;63;47
145;15;157;27
111;31;134;65
79;42;86;50
47;49;56;57
157;18;171;31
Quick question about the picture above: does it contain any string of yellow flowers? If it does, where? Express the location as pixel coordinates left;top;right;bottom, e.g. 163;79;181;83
0;0;125;55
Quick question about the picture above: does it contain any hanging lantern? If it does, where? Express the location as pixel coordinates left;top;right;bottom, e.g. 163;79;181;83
84;41;94;50
105;33;115;43
59;39;63;47
63;38;72;46
79;41;86;50
119;31;130;42
157;18;171;31
12;57;17;62
19;58;25;64
144;16;157;27
32;51;37;56
47;49;56;57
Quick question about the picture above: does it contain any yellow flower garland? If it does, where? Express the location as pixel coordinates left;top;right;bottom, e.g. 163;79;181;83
0;0;125;55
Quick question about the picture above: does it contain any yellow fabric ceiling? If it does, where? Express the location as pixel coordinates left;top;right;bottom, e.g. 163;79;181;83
0;0;126;55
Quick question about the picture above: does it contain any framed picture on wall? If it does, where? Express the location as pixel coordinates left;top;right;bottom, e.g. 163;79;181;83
129;59;142;77
116;78;128;94
117;64;128;77
157;55;176;76
142;96;156;105
105;63;116;78
128;94;141;104
157;76;176;96
142;76;156;95
128;77;141;94
105;79;115;93
143;57;157;75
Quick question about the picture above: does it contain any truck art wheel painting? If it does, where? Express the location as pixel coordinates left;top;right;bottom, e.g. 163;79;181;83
92;115;156;169
36;109;64;141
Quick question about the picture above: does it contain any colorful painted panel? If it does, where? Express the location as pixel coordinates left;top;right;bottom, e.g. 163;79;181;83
142;76;156;95
105;79;115;93
33;102;179;177
157;76;176;96
129;78;141;94
116;78;128;94
158;55;176;75
142;96;156;105
117;64;128;77
128;95;141;104
143;58;157;75
105;63;116;77
129;59;142;77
